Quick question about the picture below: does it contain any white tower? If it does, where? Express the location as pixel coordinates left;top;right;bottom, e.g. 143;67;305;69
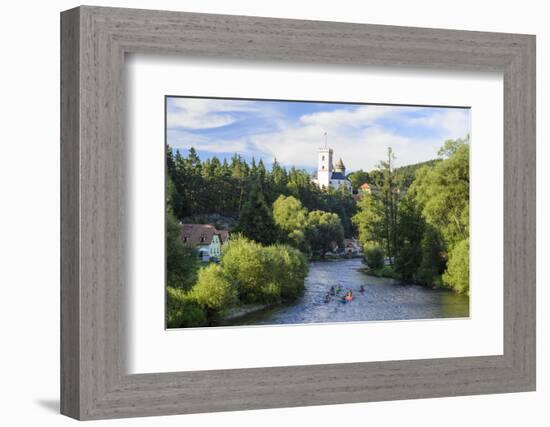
317;133;333;188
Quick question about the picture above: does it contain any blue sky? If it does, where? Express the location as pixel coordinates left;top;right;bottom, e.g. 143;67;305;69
166;97;470;173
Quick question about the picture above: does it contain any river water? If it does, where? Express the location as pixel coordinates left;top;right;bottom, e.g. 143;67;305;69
225;258;469;326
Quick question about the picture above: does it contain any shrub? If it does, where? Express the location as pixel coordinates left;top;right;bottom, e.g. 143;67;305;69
221;236;308;304
363;244;384;270
221;236;275;303
166;286;207;328
264;244;308;301
378;265;398;279
187;264;237;312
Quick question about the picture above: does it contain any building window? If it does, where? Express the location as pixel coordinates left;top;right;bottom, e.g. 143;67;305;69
322;155;325;161
322;165;325;170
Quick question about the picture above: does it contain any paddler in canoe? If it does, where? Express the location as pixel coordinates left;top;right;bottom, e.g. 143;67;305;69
341;289;353;303
345;289;353;301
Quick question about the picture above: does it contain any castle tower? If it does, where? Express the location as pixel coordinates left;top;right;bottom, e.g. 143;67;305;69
317;146;333;188
334;158;346;174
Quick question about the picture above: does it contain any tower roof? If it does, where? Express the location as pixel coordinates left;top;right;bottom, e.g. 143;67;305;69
335;158;345;171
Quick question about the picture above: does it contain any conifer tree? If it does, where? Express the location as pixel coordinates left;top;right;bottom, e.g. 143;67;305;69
235;177;277;245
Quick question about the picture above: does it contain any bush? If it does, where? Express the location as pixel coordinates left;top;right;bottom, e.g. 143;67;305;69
363;244;384;270
187;264;237;312
443;238;469;294
221;236;275;303
264;244;308;301
221;236;308;304
378;265;399;279
166;286;207;328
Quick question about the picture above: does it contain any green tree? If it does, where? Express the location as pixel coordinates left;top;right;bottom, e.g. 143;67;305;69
321;187;357;238
411;138;469;250
221;236;308;304
352;192;384;248
363;244;384;270
416;224;446;286
267;158;289;202
166;210;198;290
272;195;309;249
166;287;208;328
393;196;425;281
235;178;277;245
347;169;370;191
264;244;309;301
375;147;400;264
221;236;276;303
187;264;237;314
443;238;469;294
305;210;344;257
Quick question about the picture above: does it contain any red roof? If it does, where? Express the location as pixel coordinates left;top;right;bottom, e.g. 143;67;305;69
360;183;370;189
179;224;229;246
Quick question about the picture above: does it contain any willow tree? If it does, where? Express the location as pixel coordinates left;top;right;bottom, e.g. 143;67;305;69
410;136;470;291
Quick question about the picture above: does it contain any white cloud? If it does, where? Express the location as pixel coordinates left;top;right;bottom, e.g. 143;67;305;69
250;123;442;171
408;109;470;141
167;130;249;155
167;99;470;172
167;98;268;130
300;105;402;130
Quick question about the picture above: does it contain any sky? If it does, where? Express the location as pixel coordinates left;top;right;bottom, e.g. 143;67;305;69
166;96;470;173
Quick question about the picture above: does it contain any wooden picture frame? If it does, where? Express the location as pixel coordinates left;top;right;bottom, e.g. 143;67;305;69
60;5;536;420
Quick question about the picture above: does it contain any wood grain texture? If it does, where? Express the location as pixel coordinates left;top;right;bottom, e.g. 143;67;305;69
60;7;80;419
60;6;536;420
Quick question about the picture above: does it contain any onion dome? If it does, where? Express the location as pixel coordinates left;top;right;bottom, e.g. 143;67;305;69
335;158;345;172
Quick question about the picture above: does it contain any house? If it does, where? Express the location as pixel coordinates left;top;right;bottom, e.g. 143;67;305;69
180;224;229;262
342;238;362;256
359;183;372;194
311;137;352;191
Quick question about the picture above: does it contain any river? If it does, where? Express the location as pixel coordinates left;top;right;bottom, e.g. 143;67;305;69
223;258;469;326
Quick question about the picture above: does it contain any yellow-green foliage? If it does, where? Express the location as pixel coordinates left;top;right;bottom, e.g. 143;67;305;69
411;139;469;250
273;195;308;247
443;238;470;294
166;286;208;328
264;244;308;300
187;264;237;312
363;243;384;270
221;236;308;304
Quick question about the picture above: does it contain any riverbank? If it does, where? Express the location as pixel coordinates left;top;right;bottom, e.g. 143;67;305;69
222;303;272;321
358;263;453;292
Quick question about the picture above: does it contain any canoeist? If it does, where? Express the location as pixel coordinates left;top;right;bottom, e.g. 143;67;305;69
344;290;353;302
359;285;365;294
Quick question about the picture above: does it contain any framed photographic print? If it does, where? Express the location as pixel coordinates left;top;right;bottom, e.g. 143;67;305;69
61;6;536;420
